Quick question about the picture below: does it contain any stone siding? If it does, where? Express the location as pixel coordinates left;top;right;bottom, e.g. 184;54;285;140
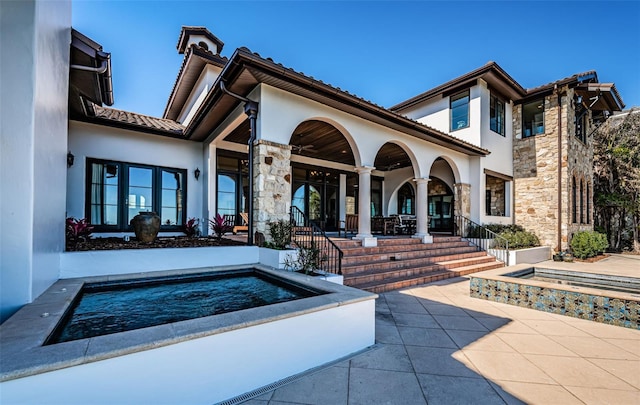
485;175;506;216
253;140;292;240
454;183;471;219
513;88;595;250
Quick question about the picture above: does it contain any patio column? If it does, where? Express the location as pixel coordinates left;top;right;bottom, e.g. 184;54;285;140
413;178;433;243
354;166;377;247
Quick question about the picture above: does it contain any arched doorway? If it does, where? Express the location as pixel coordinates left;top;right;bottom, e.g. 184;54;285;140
397;182;415;215
289;120;356;231
428;177;454;232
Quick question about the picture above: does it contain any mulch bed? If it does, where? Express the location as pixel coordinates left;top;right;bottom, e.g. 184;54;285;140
574;254;610;263
66;236;245;252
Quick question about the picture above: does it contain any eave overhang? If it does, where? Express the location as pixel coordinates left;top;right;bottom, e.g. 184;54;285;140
186;49;489;157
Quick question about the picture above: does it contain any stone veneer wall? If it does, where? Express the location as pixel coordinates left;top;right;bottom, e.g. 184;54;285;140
485;175;506;216
513;88;596;250
453;183;471;219
253;140;292;240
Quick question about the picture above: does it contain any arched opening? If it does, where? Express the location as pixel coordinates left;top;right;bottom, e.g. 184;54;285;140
289;120;356;231
428;158;457;233
397;182;415;215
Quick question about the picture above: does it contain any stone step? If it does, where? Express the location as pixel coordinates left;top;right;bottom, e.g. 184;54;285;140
337;241;472;256
342;250;490;273
341;245;481;266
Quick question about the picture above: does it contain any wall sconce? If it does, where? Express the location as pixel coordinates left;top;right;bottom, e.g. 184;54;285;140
67;151;75;168
194;168;200;181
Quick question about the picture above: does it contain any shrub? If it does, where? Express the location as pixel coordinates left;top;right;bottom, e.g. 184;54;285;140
265;219;292;250
66;217;93;247
570;231;608;259
465;223;525;238
183;217;200;238
492;230;540;249
208;214;232;240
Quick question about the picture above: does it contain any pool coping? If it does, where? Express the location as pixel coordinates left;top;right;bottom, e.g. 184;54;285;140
0;265;376;382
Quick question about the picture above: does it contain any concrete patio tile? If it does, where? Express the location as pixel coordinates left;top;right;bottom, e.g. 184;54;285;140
474;318;539;334
490;381;582;405
549;335;639;360
375;311;396;327
405;346;481;378
392;312;440;328
417;374;506;405
348;368;427;405
383;292;420;305
241;399;269;405
375;323;403;345
432;314;488;331
519;319;592;337
604;338;640;357
586;358;640;389
461;351;556;384
564;386;640;405
524;354;636;390
565;319;640;339
349;344;414;372
269;366;348;405
497;333;579;357
460;303;513;319
420;303;469;317
386;302;429;314
447;330;515;352
397;326;458;349
495;305;559;320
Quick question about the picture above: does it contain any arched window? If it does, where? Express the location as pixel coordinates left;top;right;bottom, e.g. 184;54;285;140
580;179;584;224
398;183;415;215
572;176;577;223
198;41;209;51
586;182;591;224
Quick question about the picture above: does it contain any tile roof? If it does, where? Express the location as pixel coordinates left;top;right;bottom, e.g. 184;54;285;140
88;103;185;136
525;70;598;95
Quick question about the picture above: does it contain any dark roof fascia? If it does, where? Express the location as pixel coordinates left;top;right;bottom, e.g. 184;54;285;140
391;62;526;112
186;49;489;156
70;29;114;106
519;71;598;103
163;45;228;119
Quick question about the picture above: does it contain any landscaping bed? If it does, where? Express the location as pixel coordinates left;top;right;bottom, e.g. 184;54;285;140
67;236;245;252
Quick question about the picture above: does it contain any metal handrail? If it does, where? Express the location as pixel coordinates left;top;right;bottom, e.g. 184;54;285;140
453;215;510;266
290;206;343;275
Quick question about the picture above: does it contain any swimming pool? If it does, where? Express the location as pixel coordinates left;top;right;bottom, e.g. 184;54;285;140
0;265;376;404
470;265;639;329
48;269;325;344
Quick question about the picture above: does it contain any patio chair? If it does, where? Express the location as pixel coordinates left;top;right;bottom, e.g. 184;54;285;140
384;215;408;235
338;214;358;237
233;212;249;234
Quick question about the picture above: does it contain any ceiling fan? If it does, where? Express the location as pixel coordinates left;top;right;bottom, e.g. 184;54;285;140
291;144;316;153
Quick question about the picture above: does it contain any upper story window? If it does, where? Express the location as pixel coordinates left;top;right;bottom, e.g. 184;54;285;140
574;96;587;143
87;158;187;231
490;94;505;136
450;90;470;131
522;99;544;137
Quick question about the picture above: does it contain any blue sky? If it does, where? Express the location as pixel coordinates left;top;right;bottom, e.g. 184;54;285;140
72;1;640;117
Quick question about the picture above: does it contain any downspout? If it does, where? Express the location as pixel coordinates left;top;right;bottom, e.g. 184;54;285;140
70;51;113;106
556;86;563;251
220;81;258;246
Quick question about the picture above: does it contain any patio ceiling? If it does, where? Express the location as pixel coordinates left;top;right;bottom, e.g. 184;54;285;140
374;143;412;171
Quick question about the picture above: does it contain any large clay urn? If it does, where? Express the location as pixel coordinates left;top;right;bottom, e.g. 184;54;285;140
130;211;160;242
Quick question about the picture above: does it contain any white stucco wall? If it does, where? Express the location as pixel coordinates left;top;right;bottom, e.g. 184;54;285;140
178;65;223;126
67;121;204;226
0;0;71;323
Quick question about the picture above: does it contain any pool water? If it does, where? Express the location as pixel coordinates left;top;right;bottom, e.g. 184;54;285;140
47;270;323;344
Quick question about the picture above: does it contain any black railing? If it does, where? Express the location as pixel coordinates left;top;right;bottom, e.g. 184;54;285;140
453;215;510;266
290;206;343;275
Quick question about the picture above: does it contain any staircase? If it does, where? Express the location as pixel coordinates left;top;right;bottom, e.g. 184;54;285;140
335;236;504;293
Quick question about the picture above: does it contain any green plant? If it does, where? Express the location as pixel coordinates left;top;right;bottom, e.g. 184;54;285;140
284;242;327;275
492;230;540;249
66;217;93;246
570;230;609;259
266;219;292;250
184;217;200;238
208;214;231;240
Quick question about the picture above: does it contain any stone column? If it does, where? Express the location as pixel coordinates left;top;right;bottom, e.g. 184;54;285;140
254;140;292;239
454;183;471;219
354;166;377;247
413;178;433;243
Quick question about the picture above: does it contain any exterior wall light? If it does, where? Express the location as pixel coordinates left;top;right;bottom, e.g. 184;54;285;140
67;151;75;167
194;168;200;180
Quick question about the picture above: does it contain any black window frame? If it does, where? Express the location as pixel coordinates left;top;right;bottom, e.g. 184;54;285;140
490;93;506;136
522;99;545;138
450;90;470;132
85;158;187;232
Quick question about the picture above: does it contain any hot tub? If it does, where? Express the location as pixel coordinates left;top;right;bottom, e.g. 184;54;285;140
0;265;376;404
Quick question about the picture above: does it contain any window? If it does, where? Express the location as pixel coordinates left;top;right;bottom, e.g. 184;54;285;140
397;183;415;215
371;178;383;217
522;99;544;137
87;159;186;231
575;96;587;143
572;176;577;223
490;94;505;136
216;153;249;223
450;90;470;131
586;182;591;224
580;180;584;224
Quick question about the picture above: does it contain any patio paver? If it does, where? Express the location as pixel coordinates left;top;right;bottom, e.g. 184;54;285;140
235;256;640;404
